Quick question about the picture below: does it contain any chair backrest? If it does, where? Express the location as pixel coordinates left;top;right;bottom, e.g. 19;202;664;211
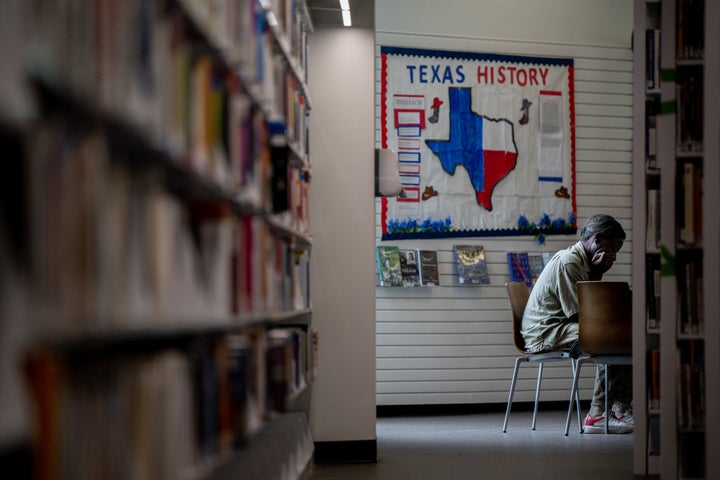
577;281;632;355
506;282;531;353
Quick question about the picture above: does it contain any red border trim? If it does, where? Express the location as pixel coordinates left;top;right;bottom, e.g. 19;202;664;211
380;53;389;233
568;65;577;227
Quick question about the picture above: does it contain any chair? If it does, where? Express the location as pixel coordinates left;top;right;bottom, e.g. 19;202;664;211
564;281;633;435
502;282;581;432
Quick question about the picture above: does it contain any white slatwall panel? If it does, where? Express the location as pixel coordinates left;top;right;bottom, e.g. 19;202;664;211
375;39;634;406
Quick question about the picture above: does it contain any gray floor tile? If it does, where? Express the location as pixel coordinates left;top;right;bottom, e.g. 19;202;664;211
309;409;634;480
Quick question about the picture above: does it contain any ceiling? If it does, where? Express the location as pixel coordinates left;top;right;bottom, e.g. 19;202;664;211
306;0;374;29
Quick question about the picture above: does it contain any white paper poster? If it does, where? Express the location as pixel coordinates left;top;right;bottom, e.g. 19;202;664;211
380;46;577;241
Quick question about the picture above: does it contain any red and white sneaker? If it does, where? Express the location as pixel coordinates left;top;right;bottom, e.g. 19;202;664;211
583;412;633;434
582;413;606;434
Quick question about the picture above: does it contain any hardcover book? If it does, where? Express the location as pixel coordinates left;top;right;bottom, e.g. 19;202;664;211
453;245;490;285
376;246;403;287
417;249;440;286
507;252;532;287
399;249;420;287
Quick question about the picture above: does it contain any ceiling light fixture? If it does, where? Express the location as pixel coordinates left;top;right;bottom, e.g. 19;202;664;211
339;0;351;26
341;9;352;26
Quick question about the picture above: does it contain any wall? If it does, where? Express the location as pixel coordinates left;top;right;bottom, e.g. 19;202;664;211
375;0;635;405
307;28;378;448
376;0;632;48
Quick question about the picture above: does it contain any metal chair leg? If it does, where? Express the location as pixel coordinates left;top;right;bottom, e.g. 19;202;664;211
572;358;581;430
531;363;544;430
503;356;524;432
604;364;609;434
565;358;585;435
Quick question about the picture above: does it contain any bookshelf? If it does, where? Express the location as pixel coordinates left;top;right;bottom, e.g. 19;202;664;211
0;1;316;479
632;0;662;475
633;0;719;477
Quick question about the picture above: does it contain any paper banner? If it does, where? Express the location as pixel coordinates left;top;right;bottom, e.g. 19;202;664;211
380;46;577;240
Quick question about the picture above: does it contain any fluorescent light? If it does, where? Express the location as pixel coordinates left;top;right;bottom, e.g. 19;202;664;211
339;0;350;10
342;9;352;26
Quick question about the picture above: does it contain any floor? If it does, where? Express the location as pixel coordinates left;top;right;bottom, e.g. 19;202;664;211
308;408;635;480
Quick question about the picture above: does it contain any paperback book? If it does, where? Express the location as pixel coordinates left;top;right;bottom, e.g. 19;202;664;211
453;245;490;285
399;249;420;287
417;249;440;286
507;252;532;287
376;246;403;287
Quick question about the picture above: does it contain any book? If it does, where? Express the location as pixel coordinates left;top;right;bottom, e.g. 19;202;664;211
649;348;661;411
376;246;403;287
646;253;661;330
453;245;490;285
645;98;659;168
527;253;550;285
398;249;420;287
416;249;440;286
646;173;661;250
645;29;661;91
507;252;532;287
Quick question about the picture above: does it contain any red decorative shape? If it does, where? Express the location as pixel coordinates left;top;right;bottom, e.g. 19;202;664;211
475;150;518;210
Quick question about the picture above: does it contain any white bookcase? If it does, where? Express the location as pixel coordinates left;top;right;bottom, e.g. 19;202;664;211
632;0;719;477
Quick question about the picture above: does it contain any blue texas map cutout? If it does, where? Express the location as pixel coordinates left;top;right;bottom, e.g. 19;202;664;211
425;87;518;211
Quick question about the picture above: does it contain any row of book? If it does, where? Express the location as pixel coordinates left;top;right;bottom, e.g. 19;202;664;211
676;0;705;60
676;159;702;247
676;69;704;153
645;28;661;91
677;250;704;336
376;246;441;287
639;240;702;336
24;121;309;334
266;0;311;72
376;246;555;288
234;216;312;316
506;251;552;287
376;245;491;287
23;0;310;205
676;340;705;430
23;325;316;480
269;145;311;234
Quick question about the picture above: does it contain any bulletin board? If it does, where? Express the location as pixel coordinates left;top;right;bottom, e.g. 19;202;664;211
380;46;577;241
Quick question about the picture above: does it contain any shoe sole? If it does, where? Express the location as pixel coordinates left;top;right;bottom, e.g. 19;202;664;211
582;426;633;434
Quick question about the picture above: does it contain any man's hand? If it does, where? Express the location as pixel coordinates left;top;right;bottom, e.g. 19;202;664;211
591;250;616;275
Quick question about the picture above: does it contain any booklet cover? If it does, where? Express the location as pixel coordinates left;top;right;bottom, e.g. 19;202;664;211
453;245;490;285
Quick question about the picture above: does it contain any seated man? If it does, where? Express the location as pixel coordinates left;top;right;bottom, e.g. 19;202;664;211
521;214;633;433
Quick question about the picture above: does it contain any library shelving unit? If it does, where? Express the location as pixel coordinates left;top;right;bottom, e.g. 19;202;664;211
631;1;662;475
0;1;316;479
633;0;719;478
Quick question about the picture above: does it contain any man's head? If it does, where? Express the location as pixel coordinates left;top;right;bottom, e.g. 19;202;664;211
580;214;626;276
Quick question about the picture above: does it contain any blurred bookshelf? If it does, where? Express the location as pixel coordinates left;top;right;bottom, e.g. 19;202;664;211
0;1;317;479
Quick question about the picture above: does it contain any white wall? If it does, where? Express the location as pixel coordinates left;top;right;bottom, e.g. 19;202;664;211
376;0;633;49
375;1;635;405
307;28;378;441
